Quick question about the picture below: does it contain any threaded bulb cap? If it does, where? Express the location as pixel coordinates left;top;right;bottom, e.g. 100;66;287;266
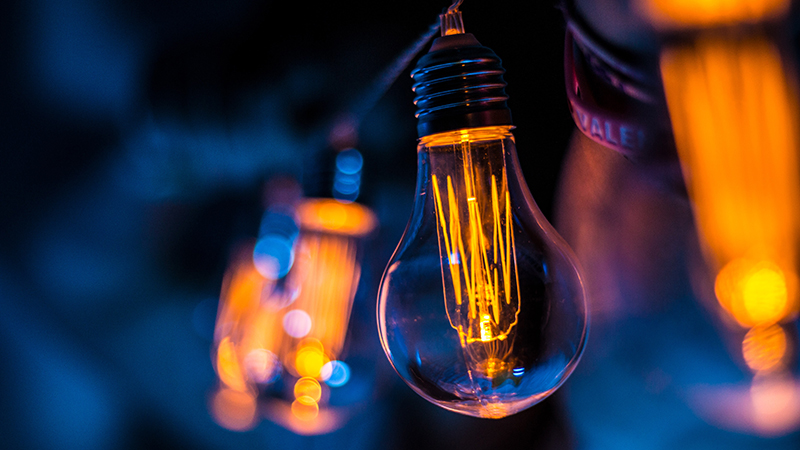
411;33;512;138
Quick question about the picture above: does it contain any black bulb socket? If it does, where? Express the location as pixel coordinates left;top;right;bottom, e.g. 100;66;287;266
411;33;513;138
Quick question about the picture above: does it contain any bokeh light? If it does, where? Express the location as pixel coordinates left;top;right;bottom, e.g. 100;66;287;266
321;361;351;387
750;374;800;435
336;149;363;175
253;235;296;279
297;199;377;236
295;341;328;378
291;396;320;421
743;325;788;372
244;348;281;384
294;377;323;402
209;387;258;431
715;258;791;327
742;265;789;325
283;309;312;339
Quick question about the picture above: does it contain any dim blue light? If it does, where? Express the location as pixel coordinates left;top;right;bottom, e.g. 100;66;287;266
333;148;363;202
323;361;351;388
334;178;360;195
253;236;295;278
335;149;363;174
254;211;299;278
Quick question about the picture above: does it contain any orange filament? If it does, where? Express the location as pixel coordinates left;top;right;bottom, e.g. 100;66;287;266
426;126;521;376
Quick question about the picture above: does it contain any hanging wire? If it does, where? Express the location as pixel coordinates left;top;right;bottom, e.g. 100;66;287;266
354;0;462;120
342;18;441;135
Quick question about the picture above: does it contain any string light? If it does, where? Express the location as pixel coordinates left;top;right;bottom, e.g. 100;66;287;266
377;4;588;419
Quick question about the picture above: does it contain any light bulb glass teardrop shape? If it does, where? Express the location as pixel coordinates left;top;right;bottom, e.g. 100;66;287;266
377;126;588;418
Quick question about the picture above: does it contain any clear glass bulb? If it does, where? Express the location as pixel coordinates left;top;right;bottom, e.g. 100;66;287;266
377;125;588;418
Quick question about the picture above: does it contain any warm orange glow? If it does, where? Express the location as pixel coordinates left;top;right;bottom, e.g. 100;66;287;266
286;231;364;361
424;126;520;378
641;0;789;28
210;197;376;434
715;258;791;326
661;34;800;326
660;30;800;437
320;202;348;229
431;169;519;344
212;225;366;378
212;215;368;382
297;199;377;236
212;244;286;396
216;337;249;392
291;396;320;421
742;266;788;324
295;340;328;378
743;325;787;372
419;125;514;147
294;377;322;402
209;387;258;431
263;400;345;435
218;246;269;322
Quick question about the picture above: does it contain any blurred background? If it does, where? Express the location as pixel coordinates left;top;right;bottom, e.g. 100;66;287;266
2;0;799;448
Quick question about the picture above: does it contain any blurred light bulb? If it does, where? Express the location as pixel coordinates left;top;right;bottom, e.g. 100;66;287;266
210;177;378;433
647;6;800;437
377;9;588;419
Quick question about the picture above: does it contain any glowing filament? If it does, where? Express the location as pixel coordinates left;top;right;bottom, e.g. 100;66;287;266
480;314;493;342
427;126;522;373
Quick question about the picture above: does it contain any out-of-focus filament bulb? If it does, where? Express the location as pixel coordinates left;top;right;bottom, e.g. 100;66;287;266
377;11;588;419
654;5;800;436
210;180;377;433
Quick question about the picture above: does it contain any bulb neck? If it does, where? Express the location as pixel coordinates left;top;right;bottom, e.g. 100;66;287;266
411;34;513;138
419;125;515;148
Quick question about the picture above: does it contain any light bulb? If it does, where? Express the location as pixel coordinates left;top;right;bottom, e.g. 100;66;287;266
377;9;588;419
211;175;378;434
